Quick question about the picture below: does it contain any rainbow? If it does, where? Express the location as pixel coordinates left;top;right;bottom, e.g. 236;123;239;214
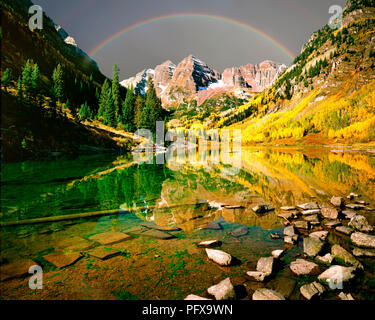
89;13;295;60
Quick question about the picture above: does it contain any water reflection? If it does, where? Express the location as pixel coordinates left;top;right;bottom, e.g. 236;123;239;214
1;147;374;232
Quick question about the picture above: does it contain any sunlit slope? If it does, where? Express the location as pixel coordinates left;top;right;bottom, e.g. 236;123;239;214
224;4;375;144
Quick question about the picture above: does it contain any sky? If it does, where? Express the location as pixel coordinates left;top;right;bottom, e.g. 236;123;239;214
32;0;347;80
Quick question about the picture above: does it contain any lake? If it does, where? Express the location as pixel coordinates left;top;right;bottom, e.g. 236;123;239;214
1;146;374;300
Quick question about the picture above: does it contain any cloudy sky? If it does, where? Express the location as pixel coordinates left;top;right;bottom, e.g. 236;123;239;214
33;0;347;79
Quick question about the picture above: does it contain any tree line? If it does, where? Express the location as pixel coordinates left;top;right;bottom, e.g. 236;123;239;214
2;61;164;133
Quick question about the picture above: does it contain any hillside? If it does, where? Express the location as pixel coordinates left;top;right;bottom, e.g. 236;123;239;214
0;0;134;161
222;0;375;145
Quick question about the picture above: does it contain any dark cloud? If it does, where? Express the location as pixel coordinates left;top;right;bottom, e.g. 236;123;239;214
33;0;347;79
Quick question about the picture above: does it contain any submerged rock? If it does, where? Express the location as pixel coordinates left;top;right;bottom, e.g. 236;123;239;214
207;278;236;300
229;226;248;238
43;252;82;268
303;237;324;257
88;247;120;260
318;265;356;288
348;215;374;233
300;282;325;300
252;288;285;300
331;245;363;270
350;232;375;248
204;221;222;230
290;259;319;276
89;231;132;245
256;257;274;276
0;259;38;281
205;248;232;266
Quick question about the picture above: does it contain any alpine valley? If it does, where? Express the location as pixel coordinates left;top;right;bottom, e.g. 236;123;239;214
1;0;375;302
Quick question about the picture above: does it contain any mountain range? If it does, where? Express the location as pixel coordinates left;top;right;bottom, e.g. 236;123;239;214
120;55;287;107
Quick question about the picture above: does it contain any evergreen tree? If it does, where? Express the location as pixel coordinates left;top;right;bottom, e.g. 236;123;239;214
134;94;144;128
21;60;33;102
16;76;23;102
112;64;121;118
103;89;116;127
98;79;110;118
52;64;64;104
31;63;41;104
140;77;163;133
79;102;92;121
121;85;136;132
2;68;12;92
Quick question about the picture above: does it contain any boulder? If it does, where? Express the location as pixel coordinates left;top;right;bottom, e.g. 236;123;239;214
197;240;221;248
284;225;296;237
43;252;82;268
352;247;375;257
348;215;374;233
331;245;363;270
342;210;356;219
318;265;356;289
205;248;232;266
89;231;132;245
280;206;296;211
0;259;38;281
310;231;329;241
304;214;320;225
256;257;274;276
300;282;325;300
316;253;333;265
88;247;120;260
330;196;345;207
284;235;298;244
204;221;222;230
325;220;342;228
185;294;212;300
229;226;249;237
304;237;324;257
246;271;267;282
252;204;275;214
321;207;339;220
207;278;236;300
252;288;285;300
290;259;319;276
294;221;309;230
301;209;321;215
335;226;353;235
347;193;359;200
297;202;319;210
271;249;285;259
350;232;375;248
338;292;355;300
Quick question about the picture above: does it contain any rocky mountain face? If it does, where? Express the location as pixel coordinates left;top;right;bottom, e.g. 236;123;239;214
121;55;286;107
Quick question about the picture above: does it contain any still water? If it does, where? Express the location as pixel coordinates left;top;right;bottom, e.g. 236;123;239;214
1;147;374;299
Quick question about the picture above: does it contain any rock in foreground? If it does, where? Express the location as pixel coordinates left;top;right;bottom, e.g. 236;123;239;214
303;237;324;257
290;259;319;276
252;288;285;300
348;215;374;233
350;232;375;249
207;278;236;300
318;265;356;289
205;248;232;266
300;281;325;300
